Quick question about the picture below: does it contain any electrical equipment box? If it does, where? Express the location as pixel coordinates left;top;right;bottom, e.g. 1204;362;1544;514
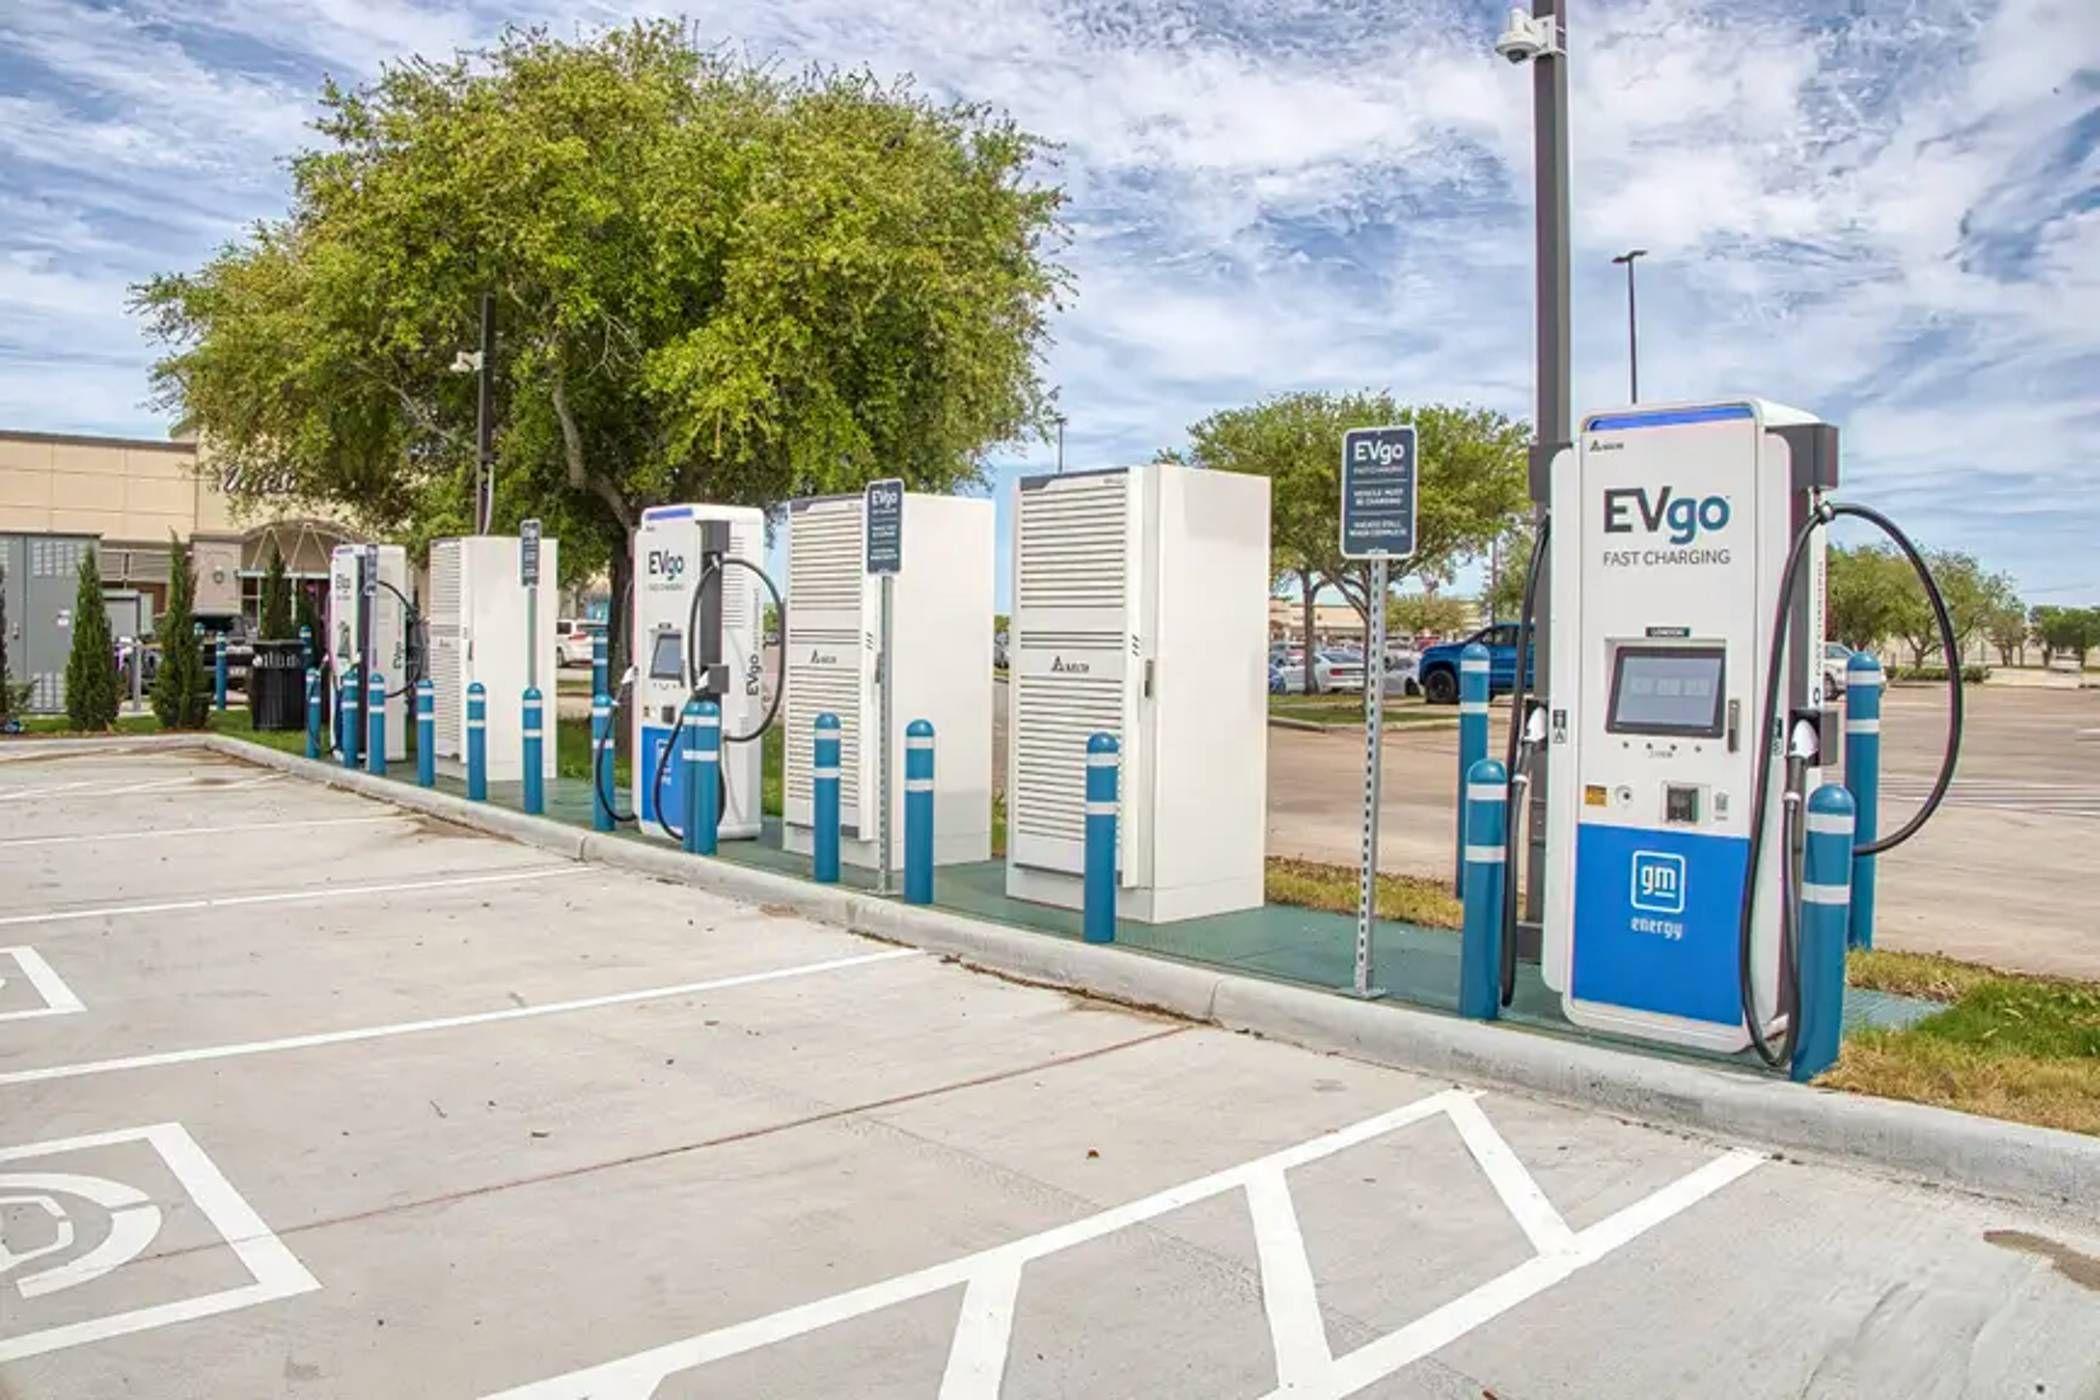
327;543;411;761
0;532;97;714
781;492;995;872
427;534;560;784
631;504;767;840
1005;463;1272;922
1542;399;1837;1052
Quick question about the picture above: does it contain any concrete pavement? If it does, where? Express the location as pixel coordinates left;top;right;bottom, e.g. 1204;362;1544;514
1;747;2095;1397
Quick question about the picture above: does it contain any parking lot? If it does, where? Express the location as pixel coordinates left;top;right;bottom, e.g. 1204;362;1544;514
2;746;2096;1397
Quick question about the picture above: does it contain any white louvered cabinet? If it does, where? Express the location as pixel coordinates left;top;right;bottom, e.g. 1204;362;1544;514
1005;464;1272;923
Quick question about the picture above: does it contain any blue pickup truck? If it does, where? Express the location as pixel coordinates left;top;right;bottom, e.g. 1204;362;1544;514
1416;623;1535;705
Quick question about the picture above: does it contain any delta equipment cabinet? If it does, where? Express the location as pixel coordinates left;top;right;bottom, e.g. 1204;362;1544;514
781;491;995;872
427;534;560;784
327;544;410;762
1005;463;1272;922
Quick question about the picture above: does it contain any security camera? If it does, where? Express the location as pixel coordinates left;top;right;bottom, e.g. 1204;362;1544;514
1494;9;1560;64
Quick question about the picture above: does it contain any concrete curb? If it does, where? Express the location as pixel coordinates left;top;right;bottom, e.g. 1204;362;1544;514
153;735;2090;1210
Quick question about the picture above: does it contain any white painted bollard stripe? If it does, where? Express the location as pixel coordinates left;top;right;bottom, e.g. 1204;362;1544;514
684;749;717;764
1804;811;1855;836
1466;782;1507;803
813;765;841;780
1800;881;1851;906
1844;718;1879;734
1460;658;1490;673
591;705;610;718
1463;844;1506;864
904;778;934;793
467;718;487;730
692;714;721;730
1846;671;1884;689
1459;702;1489;715
1083;800;1117;816
906;735;935;751
1085;752;1118;768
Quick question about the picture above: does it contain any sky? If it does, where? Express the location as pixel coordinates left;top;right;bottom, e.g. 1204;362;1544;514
2;0;2097;608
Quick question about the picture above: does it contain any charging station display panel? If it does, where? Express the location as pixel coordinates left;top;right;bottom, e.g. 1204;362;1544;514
1607;647;1726;737
648;631;684;682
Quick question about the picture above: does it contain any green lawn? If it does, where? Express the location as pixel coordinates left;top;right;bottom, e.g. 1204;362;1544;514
1268;693;1452;726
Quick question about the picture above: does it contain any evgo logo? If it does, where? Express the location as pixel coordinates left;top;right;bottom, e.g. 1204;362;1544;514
1603;486;1731;545
1630;850;1686;914
647;549;686;582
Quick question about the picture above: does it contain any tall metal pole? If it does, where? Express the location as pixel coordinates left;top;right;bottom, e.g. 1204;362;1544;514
476;293;495;534
1523;0;1572;933
1613;248;1646;403
877;573;896;896
1353;554;1389;999
1056;415;1066;475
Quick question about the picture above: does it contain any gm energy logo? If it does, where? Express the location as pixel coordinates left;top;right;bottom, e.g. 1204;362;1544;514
1601;486;1732;567
1630;850;1686;915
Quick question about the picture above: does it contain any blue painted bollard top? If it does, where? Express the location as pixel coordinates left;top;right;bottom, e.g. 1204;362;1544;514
339;668;360;770
1791;784;1857;1083
904;719;935;905
1458;758;1509;1020
466;681;488;802
522;686;545;815
590;693;614;832
1083;733;1119;944
416;678;436;788
304;667;321;760
1843;652;1882;951
685;699;721;856
366;671;387;776
1455;642;1491;895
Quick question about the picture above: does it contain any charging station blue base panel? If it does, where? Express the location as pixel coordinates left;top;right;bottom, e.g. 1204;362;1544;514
1571;824;1749;1027
639;723;685;828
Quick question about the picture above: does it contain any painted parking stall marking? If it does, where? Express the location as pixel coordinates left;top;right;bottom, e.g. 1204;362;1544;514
0;1122;318;1364
0;947;85;1023
0;773;285;804
1880;776;2100;819
0;813;411;850
0;863;586;931
485;1089;1762;1400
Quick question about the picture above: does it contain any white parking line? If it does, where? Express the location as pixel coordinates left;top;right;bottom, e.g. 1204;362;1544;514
0;814;411;850
0;773;283;803
0;947;921;1088
0;864;585;931
0;946;85;1022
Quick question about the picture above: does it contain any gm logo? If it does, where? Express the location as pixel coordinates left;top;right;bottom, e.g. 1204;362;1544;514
1603;487;1731;545
1631;850;1686;914
647;549;686;581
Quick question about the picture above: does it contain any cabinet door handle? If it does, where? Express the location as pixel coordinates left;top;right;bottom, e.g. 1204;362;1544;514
1726;698;1740;753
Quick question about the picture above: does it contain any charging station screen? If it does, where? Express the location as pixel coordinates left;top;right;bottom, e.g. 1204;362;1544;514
1608;647;1725;736
648;631;685;681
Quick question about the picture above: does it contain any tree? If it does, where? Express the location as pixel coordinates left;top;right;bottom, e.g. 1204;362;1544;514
1166;393;1528;690
259;544;292;639
135;24;1067;676
1483;520;1535;622
1388;591;1471;641
1826;544;1912;652
1984;596;2029;666
64;550;120;731
294;584;322;655
2033;605;2099;668
153;535;211;729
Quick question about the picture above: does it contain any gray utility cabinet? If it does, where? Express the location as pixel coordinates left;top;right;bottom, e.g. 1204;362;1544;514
1;532;97;714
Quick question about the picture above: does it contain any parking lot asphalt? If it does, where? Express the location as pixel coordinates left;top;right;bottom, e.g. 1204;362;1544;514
1;746;2096;1397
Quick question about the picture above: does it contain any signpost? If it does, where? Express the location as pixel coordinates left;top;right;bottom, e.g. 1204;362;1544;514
1339;425;1419;1000
520;518;542;690
865;480;904;895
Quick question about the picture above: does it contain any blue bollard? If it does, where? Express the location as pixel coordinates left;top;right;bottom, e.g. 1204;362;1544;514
1459;758;1510;1019
1456;642;1491;894
1792;783;1857;1083
366;671;387;776
466;681;487;801
590;692;614;832
812;712;841;882
1084;733;1119;944
305;668;321;760
695;700;721;855
522;686;544;815
214;634;227;712
591;631;609;710
904;719;935;904
339;668;361;770
415;679;435;787
1843;652;1882;950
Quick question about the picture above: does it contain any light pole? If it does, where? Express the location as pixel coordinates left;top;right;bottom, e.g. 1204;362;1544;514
1612;249;1646;403
1053;412;1067;474
1495;0;1570;935
450;294;497;533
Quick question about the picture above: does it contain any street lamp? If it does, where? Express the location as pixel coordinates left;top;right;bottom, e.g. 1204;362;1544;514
1611;249;1647;403
449;294;497;533
1495;0;1571;932
1052;412;1067;474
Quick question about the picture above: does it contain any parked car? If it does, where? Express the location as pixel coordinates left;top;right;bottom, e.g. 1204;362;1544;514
994;630;1009;670
1318;648;1366;692
1382;648;1422;697
1269;649;1339;694
555;619;601;668
1417;623;1534;704
1822;641;1854;699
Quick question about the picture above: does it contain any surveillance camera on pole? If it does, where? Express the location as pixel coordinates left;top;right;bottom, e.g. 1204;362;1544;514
1494;7;1562;63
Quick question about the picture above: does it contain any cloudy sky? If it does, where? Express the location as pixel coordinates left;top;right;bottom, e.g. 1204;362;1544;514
2;0;2096;604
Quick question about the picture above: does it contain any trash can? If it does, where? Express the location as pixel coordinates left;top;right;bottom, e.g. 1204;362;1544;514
247;640;307;731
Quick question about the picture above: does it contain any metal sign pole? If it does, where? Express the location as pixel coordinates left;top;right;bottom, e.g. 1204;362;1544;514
877;573;895;896
1355;554;1389;998
520;519;542;692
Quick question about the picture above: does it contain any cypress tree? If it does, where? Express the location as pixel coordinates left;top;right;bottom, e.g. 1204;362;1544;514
0;564;18;719
294;583;322;656
153;534;211;729
260;543;292;639
64;549;120;730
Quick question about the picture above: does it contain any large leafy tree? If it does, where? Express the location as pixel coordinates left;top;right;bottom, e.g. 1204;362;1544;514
135;23;1068;665
1164;393;1527;689
1826;543;1913;652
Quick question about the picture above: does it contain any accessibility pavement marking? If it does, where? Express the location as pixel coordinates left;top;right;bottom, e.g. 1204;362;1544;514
0;864;585;931
0;946;85;1023
0;948;921;1088
0;1121;319;1364
483;1089;1764;1400
0;813;411;849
